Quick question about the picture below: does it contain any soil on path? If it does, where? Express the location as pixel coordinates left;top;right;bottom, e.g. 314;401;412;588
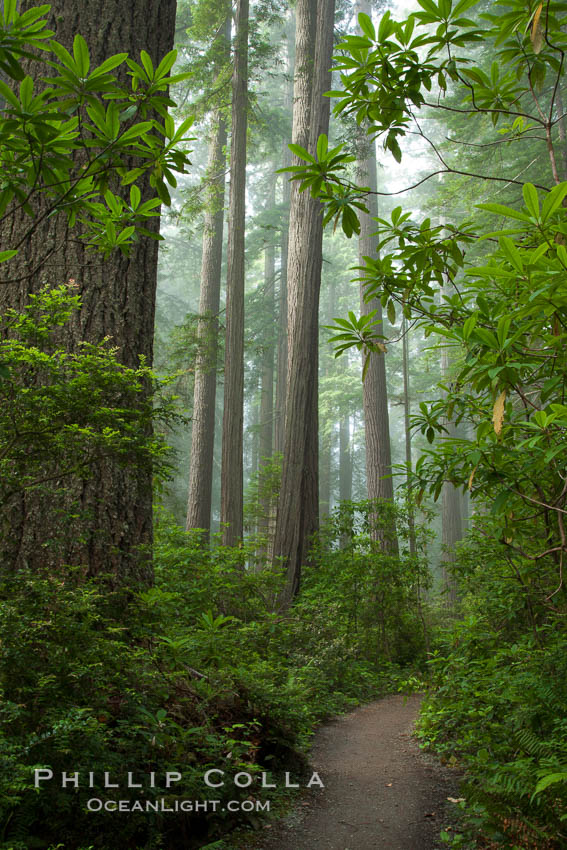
257;693;460;850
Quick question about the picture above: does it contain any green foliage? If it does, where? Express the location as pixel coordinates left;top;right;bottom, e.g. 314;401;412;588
0;286;180;562
308;499;432;667
417;529;567;848
0;567;276;850
0;500;428;849
0;3;193;259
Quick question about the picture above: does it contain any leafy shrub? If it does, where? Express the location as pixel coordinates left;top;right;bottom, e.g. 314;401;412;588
0;504;423;849
418;528;567;849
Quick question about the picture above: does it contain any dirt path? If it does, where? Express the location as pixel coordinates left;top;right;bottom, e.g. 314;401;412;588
257;693;459;850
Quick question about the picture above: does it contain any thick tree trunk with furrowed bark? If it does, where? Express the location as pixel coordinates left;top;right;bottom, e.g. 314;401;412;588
0;0;176;584
273;0;336;607
274;21;294;457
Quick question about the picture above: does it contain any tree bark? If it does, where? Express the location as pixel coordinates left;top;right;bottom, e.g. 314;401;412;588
274;21;294;457
319;427;332;521
257;174;277;548
220;0;249;547
440;294;463;606
357;142;397;548
339;416;352;504
353;0;397;553
273;0;336;606
402;315;417;556
186;16;231;540
0;0;176;583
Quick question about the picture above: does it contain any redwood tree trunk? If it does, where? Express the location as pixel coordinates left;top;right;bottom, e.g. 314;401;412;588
0;0;176;583
258;174;276;548
441;330;463;606
355;0;397;552
273;0;336;606
402;316;417;556
357;140;397;549
274;23;294;456
220;0;249;547
339;416;352;504
186;16;231;540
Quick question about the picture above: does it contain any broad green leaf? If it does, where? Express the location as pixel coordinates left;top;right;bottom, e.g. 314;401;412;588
541;182;567;221
288;143;316;164
120;121;153;142
499;236;523;272
73;34;90;77
0;249;18;263
90;52;127;78
154;50;177;81
48;38;75;71
522;183;539;219
477;202;532;222
0;79;20;108
462;314;477;340
358;12;376;40
316;133;328;161
140;50;154;79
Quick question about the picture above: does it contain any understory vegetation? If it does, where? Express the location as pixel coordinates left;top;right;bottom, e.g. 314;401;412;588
0;508;424;850
419;527;567;849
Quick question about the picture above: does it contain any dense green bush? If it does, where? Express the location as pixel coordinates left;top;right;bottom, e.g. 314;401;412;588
418;527;567;849
0;502;426;850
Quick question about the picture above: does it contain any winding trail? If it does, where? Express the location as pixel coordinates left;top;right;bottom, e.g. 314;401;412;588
258;693;459;850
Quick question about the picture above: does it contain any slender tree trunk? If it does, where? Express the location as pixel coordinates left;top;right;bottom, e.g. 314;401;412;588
274;21;294;456
354;0;396;552
186;17;231;540
0;0;176;583
273;0;336;606
339;413;353;548
402;315;417;556
248;393;260;537
220;0;249;547
440;304;463;606
320;427;332;521
258;174;276;548
339;416;352;503
356;141;397;550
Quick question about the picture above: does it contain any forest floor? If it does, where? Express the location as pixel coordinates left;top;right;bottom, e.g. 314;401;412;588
246;693;462;850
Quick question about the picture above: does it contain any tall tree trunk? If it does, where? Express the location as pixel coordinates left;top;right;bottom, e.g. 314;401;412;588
339;416;352;503
220;0;249;547
440;305;463;606
273;0;336;607
258;174;276;548
186;16;231;540
320;275;336;524
354;0;397;552
0;0;176;583
357;146;397;549
274;20;294;456
402;315;417;556
319;427;332;521
248;392;260;537
339;413;353;548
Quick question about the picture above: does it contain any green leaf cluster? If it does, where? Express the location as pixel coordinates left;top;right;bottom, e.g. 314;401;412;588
0;5;194;259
